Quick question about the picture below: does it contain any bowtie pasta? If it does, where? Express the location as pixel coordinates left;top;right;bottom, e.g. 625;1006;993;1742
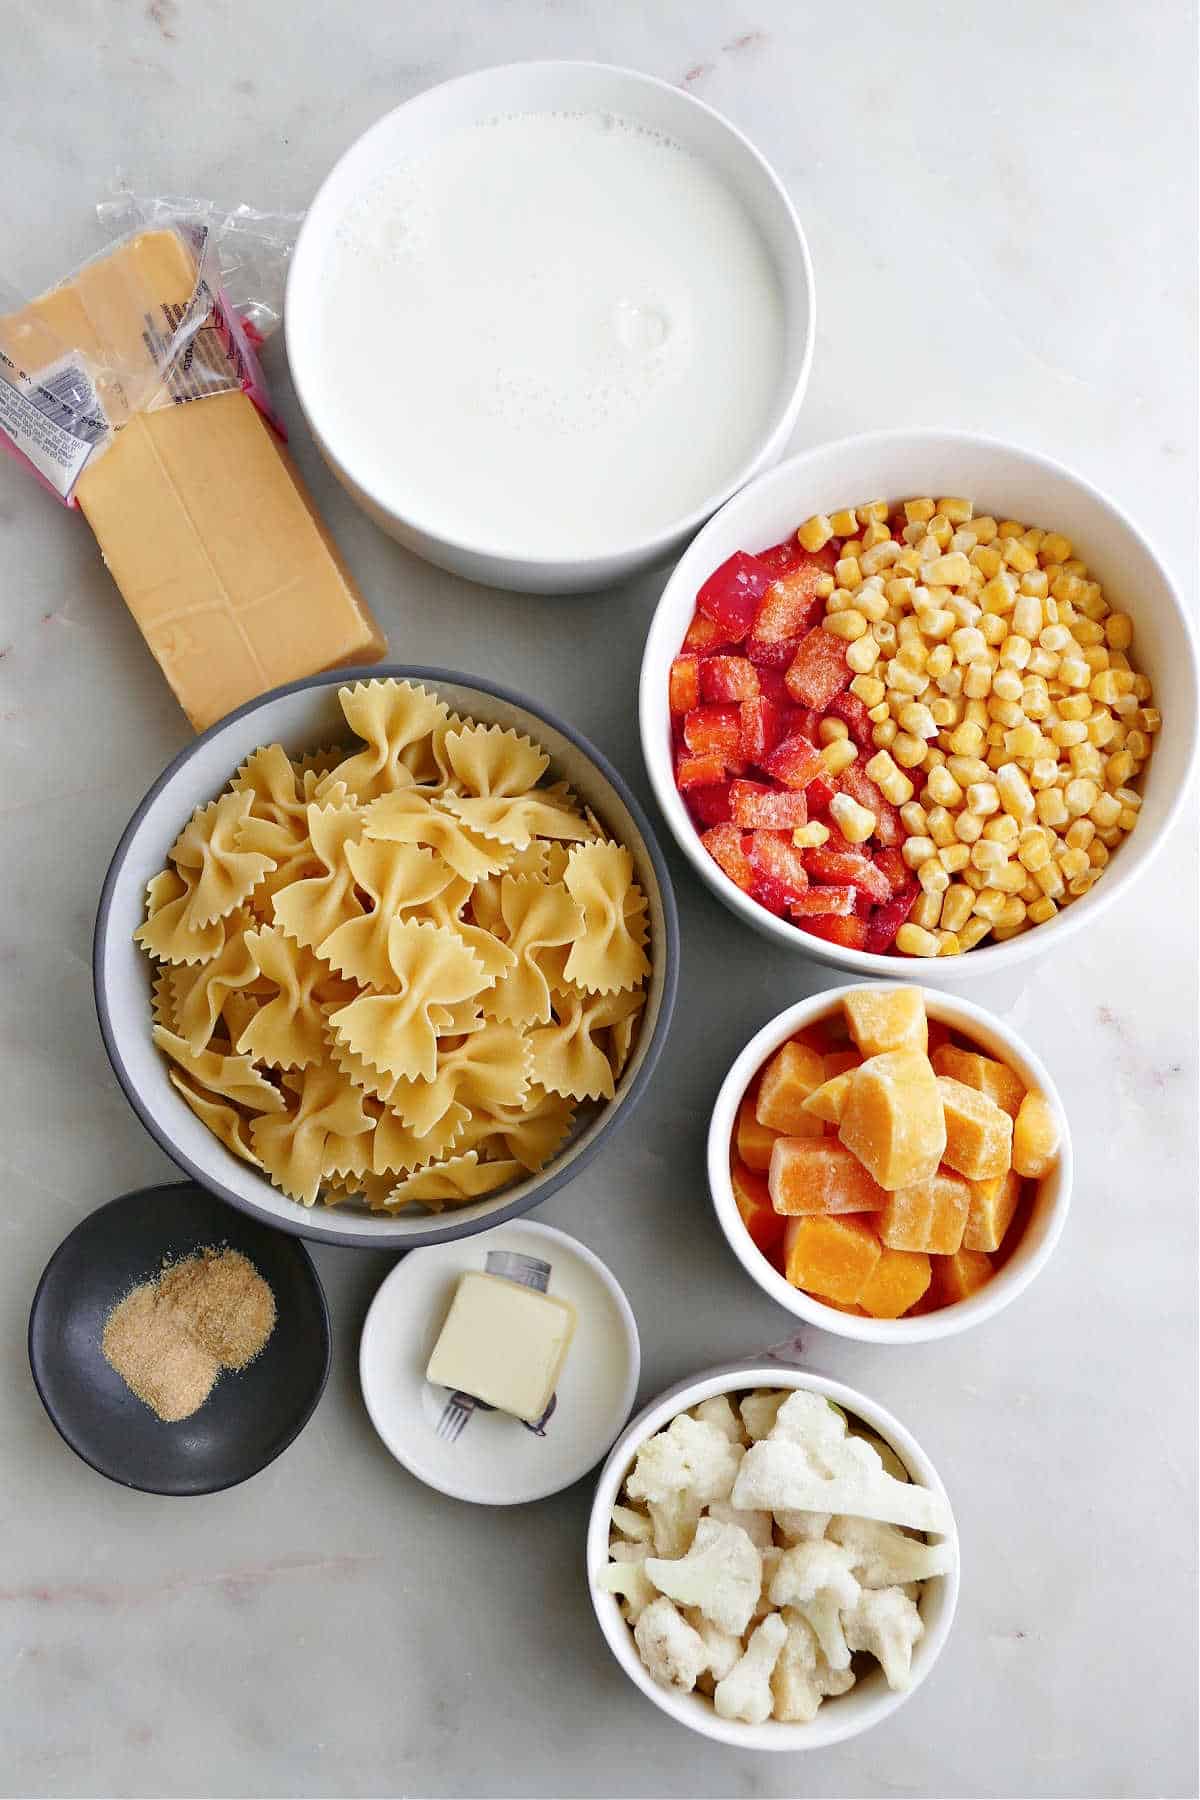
136;680;653;1213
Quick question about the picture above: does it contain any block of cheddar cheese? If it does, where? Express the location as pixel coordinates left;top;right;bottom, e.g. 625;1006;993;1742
0;230;386;731
838;1050;946;1191
755;1041;825;1135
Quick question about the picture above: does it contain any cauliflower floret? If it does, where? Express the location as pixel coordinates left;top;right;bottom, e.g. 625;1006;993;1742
828;1515;956;1588
771;1609;857;1722
633;1597;709;1692
749;1545;782;1623
644;1517;762;1637
739;1390;787;1442
706;1500;774;1549
768;1539;861;1671
713;1613;788;1724
596;1546;657;1624
731;1437;952;1534
842;1585;924;1691
691;1394;748;1444
626;1414;744;1509
610;1502;654;1544
647;1490;703;1558
682;1607;743;1682
848;1426;911;1484
768;1390;848;1463
773;1508;832;1544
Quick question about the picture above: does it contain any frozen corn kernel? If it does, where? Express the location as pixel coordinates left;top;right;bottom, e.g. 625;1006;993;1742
902;835;938;869
792;822;831;849
865;750;915;804
895;923;941;957
940;883;975;933
926;806;957;848
825;609;868;641
850;673;886;708
830;792;876;845
1104;612;1133;650
798;513;834;552
1012;1090;1061;1178
1027;895;1057;925
820;738;859;777
846;632;880;674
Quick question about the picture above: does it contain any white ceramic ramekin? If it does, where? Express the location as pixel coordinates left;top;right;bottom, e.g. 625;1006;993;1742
708;984;1072;1343
639;428;1199;978
587;1361;959;1749
287;61;814;594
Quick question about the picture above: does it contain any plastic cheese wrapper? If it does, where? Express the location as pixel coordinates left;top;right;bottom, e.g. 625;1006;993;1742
0;192;385;732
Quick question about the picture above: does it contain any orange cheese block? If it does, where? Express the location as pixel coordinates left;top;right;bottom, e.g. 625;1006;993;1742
784;1214;882;1303
736;1093;779;1172
879;1169;970;1254
1012;1090;1061;1178
931;1043;1025;1119
929;1247;994;1306
755;1041;826;1135
822;1048;864;1078
1;230;386;731
964;1168;1022;1253
839;1050;946;1191
936;1075;1014;1180
768;1137;888;1216
844;986;928;1058
857;1247;933;1318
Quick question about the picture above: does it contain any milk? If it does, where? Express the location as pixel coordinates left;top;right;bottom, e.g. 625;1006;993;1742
317;110;787;560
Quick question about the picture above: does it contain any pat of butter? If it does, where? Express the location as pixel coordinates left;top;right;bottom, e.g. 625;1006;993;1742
426;1272;576;1424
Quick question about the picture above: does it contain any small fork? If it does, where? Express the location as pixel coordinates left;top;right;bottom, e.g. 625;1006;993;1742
435;1391;478;1442
432;1250;553;1444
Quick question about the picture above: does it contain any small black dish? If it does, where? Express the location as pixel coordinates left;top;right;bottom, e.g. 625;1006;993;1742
28;1182;331;1495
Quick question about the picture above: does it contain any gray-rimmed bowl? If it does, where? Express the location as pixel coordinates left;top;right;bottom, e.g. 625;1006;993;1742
94;667;679;1249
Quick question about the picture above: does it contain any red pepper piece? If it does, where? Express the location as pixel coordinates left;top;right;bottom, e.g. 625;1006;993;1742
805;846;892;905
789;884;853;918
699;655;760;703
872;846;910;896
753;559;829;643
746;830;810;898
755;535;811;580
683;704;741;759
750;869;793;915
826;690;873;749
689;782;734;827
785;628;854;710
796;913;870;950
669;654;701;715
761;732;823;791
676;751;728;790
730;781;809;829
697;552;774;639
864;885;920;954
804;771;837;816
746;632;801;669
837;761;902;846
738;695;784;765
701;822;754;891
682;610;732;653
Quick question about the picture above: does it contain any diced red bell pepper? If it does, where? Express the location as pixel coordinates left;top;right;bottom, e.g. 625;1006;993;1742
699;655;760;703
755;536;808;580
696;552;773;639
751;869;792;915
746;631;801;668
753;561;828;643
826;690;874;749
789;884;853;918
676;751;728;790
805;846;892;905
730;782;809;829
746;830;810;898
669;654;701;715
753;668;792;704
761;731;823;792
805;772;837;816
872;846;910;896
682;610;731;653
731;1160;787;1258
683;704;741;759
738;695;784;765
785;627;854;710
701;823;754;892
837;761;901;846
689;783;734;826
852;888;876;920
864;885;920;954
796;913;870;950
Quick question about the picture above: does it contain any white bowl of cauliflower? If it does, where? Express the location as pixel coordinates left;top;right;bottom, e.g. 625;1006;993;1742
586;1366;958;1748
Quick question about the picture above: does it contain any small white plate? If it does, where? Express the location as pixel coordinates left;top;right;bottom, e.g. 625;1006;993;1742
360;1221;640;1505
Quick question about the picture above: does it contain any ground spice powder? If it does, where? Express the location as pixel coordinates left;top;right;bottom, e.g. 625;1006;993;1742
101;1246;276;1422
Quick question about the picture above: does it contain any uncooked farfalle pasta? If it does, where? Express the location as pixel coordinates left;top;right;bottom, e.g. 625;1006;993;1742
135;680;653;1212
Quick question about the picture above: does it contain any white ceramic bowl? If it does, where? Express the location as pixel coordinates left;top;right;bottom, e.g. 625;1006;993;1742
640;428;1199;978
287;61;815;594
94;667;678;1249
587;1362;959;1749
709;984;1072;1343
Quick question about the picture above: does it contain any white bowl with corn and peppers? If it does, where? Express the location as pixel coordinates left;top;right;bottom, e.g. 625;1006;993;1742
587;1364;958;1749
708;984;1071;1343
639;429;1198;976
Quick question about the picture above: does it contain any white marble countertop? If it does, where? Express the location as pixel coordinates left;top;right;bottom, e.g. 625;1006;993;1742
3;4;1196;1797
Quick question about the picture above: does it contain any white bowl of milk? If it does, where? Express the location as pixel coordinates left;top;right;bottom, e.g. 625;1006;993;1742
287;62;814;594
